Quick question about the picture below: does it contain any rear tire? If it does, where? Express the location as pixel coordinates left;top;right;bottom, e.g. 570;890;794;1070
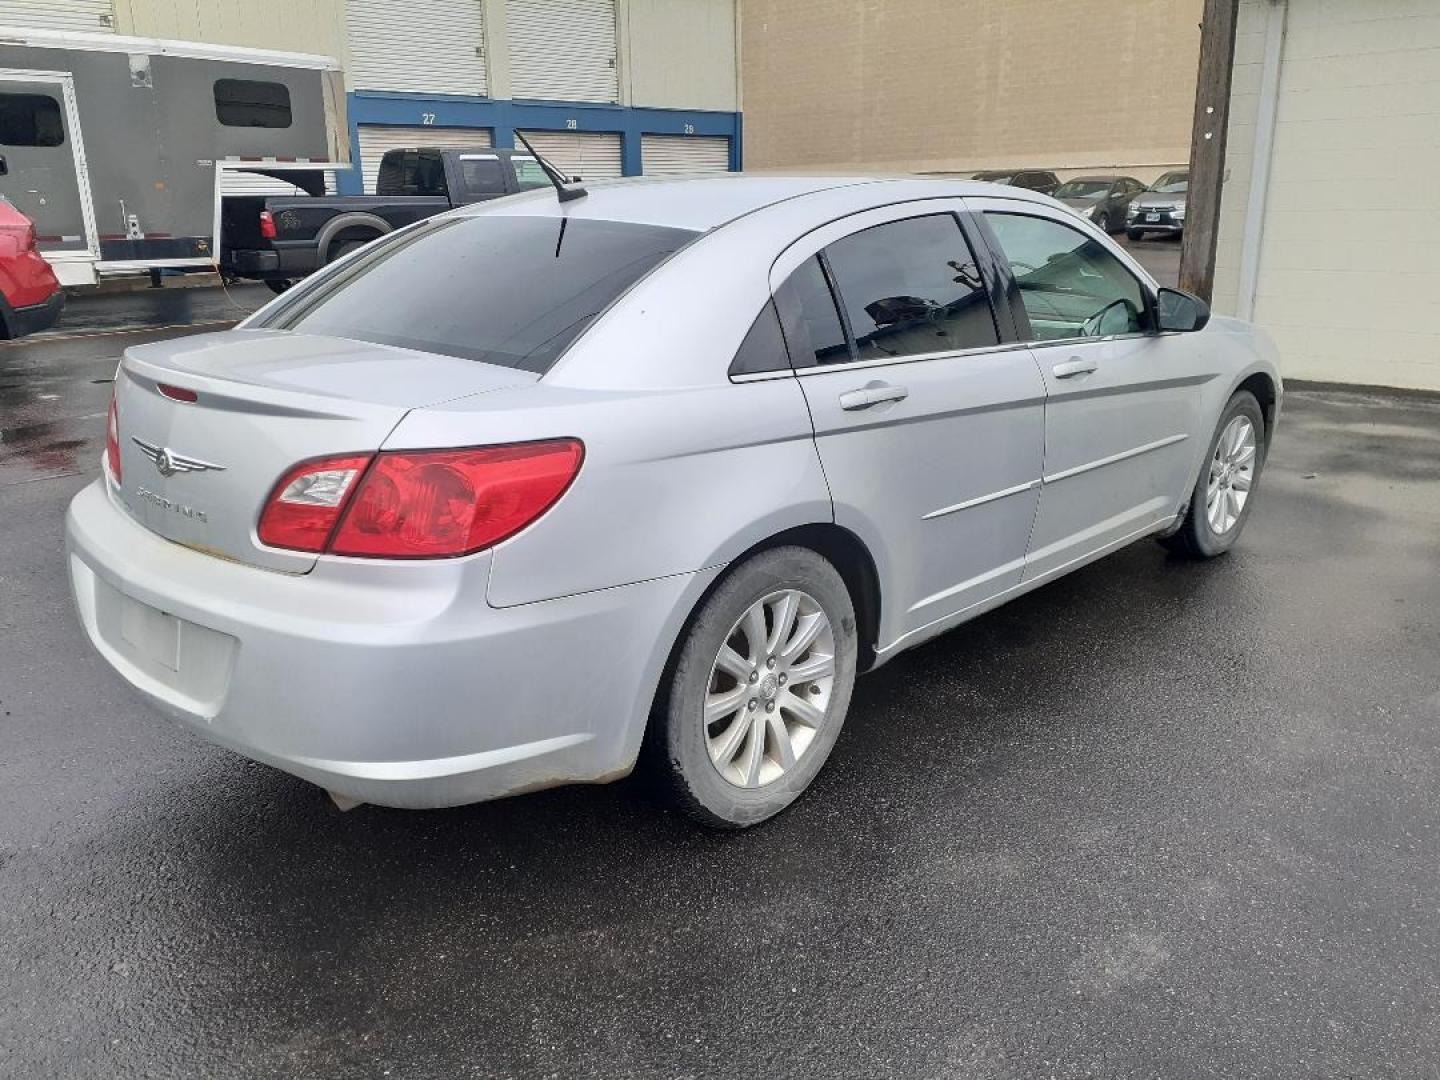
648;546;858;829
264;278;294;295
1161;391;1267;558
1096;211;1112;233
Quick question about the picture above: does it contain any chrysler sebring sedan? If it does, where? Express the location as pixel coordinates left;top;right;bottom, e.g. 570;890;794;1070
66;175;1280;827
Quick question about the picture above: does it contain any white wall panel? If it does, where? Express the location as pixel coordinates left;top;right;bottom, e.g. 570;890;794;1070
346;0;487;95
0;0;114;32
507;0;618;103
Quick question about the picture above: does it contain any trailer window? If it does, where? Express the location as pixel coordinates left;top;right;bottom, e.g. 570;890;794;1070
214;79;292;129
0;93;64;147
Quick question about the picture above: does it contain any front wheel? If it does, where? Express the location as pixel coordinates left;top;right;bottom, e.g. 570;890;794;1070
1161;391;1267;558
1095;211;1112;232
649;546;858;828
1126;228;1144;241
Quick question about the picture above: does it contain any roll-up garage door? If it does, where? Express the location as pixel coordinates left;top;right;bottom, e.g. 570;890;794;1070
641;135;732;176
346;0;488;95
506;0;618;103
357;126;493;194
219;171;337;197
0;0;114;32
515;131;622;181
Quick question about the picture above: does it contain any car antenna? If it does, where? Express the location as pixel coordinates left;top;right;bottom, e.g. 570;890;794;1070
513;130;587;203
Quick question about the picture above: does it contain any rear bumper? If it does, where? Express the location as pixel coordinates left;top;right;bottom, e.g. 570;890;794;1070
222;245;319;280
1;287;63;338
66;478;712;808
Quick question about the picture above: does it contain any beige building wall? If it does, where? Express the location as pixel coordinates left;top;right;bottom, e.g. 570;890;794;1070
1214;0;1440;390
741;0;1201;180
622;0;739;111
112;0;347;61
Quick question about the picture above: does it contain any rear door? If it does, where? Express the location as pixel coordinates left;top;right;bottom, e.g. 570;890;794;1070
773;201;1047;648
0;72;97;261
967;197;1213;580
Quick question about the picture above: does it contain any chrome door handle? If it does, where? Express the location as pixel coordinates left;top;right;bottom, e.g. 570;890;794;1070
839;383;909;410
1052;357;1099;379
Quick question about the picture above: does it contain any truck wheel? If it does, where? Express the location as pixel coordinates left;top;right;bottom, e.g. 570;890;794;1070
326;239;370;264
264;279;294;295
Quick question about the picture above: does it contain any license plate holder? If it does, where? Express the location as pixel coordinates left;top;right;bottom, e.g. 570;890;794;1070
1146;213;1161;223
119;595;181;672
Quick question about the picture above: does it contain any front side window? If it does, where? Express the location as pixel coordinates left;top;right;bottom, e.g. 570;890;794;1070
985;212;1148;342
822;214;997;362
214;79;292;129
258;215;696;373
0;93;63;147
512;157;551;191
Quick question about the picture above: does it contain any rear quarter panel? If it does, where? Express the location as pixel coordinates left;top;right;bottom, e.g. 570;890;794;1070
385;378;831;607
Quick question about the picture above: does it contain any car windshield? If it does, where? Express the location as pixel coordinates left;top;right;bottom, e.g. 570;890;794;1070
256;214;697;373
1054;180;1110;199
1150;172;1190;193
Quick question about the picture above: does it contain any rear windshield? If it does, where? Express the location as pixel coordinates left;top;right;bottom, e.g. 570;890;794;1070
1054;180;1110;198
257;215;697;373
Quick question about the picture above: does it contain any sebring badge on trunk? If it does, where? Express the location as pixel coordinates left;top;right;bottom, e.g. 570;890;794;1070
131;437;226;478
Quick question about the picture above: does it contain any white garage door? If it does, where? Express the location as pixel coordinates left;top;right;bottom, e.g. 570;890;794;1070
357;126;493;194
346;0;488;96
0;0;113;32
515;130;622;181
219;171;337;197
641;135;731;176
506;0;618;103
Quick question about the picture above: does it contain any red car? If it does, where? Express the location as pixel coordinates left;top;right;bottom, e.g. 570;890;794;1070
0;198;63;339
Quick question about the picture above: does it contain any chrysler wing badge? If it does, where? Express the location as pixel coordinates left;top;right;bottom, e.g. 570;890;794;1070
131;437;226;478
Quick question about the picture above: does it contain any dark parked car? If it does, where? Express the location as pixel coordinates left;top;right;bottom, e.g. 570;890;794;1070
970;169;1060;194
1127;170;1190;240
0;197;63;339
1053;175;1145;233
220;147;555;293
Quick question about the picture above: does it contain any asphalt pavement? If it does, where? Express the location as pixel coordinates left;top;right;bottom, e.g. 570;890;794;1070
3;286;1439;1078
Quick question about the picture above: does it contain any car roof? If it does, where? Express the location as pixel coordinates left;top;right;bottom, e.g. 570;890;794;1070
454;173;1042;233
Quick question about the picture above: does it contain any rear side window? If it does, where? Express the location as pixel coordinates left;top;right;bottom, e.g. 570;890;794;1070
823;214;998;362
775;256;850;366
457;155;505;194
214;79;292;129
259;215;697;373
376;150;448;196
0;93;63;147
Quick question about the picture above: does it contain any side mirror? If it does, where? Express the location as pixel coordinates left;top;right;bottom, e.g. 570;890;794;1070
1081;297;1140;338
1155;287;1210;332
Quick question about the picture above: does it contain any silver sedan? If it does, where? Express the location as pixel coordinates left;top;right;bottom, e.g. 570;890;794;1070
66;175;1281;827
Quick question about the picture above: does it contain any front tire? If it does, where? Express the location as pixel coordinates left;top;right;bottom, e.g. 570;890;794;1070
1096;211;1112;233
649;546;858;828
1161;391;1267;558
1126;228;1144;241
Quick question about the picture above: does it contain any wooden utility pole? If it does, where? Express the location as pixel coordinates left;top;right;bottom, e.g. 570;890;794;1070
1178;0;1241;301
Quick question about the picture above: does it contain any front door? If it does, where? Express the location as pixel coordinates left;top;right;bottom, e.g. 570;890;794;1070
0;73;96;259
967;198;1211;581
771;202;1048;651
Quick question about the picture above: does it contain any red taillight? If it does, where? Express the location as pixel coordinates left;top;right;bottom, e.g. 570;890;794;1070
259;210;277;240
157;382;198;403
105;396;122;484
257;454;373;553
258;440;584;559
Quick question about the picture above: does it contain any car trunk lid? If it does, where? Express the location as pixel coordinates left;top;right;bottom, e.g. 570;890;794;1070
112;328;536;573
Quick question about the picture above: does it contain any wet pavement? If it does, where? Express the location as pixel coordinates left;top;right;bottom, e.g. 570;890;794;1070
3;307;1439;1078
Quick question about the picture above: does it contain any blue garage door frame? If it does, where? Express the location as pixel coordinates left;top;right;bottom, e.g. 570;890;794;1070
338;91;742;194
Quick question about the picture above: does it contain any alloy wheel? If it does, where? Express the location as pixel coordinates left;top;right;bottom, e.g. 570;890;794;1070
704;589;836;789
1206;414;1257;535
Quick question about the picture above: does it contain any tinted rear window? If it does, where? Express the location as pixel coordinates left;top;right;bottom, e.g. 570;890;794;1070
259;215;697;373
